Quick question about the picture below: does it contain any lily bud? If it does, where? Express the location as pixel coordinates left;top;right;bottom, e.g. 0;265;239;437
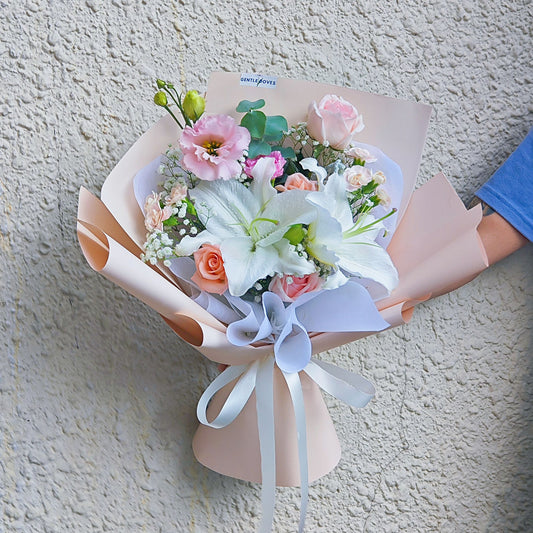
154;91;168;107
182;90;206;121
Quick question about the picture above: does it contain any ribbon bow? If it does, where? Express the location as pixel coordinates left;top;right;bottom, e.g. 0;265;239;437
226;281;389;373
197;355;376;532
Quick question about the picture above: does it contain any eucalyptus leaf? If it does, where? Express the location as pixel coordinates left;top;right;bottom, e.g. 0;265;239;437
241;110;266;139
273;146;297;160
264;115;288;136
248;139;272;159
236;99;266;113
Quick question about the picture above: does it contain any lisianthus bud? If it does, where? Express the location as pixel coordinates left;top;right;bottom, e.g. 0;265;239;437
154;91;168;107
182;90;205;121
156;79;166;89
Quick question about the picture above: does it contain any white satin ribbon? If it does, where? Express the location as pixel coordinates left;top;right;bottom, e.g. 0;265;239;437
196;355;375;532
282;370;308;533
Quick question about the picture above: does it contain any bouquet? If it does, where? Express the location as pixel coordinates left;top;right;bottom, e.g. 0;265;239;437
77;73;488;532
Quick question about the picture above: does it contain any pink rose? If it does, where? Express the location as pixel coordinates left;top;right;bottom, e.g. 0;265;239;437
275;172;318;192
244;151;286;178
269;273;322;303
191;244;228;295
144;192;173;231
344;165;371;192
179;114;250;181
307;94;364;150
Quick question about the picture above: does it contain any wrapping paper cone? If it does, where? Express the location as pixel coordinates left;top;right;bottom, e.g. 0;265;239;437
193;367;341;486
77;73;489;489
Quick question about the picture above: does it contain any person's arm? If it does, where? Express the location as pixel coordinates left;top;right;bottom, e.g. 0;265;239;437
477;210;528;266
475;128;532;265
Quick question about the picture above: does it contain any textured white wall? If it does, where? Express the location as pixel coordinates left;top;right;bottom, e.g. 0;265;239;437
1;0;532;531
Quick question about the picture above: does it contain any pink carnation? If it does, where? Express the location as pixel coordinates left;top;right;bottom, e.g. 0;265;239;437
165;182;188;205
179;114;250;181
144;192;173;231
269;273;322;303
243;151;286;178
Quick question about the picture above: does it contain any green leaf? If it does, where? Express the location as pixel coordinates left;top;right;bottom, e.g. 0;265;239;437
263;115;288;142
273;146;296;160
236;99;266;113
184;198;197;216
163;216;179;227
361;182;378;194
248;139;272;159
313;144;326;159
263;131;283;142
284;159;300;176
241;110;267;139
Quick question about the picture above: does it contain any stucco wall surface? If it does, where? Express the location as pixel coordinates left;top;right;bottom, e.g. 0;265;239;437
1;0;532;532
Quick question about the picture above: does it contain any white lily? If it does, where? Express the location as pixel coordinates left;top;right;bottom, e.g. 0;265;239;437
300;157;327;187
306;170;399;292
175;158;317;296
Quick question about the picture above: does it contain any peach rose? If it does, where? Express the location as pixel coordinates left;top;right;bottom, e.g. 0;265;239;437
275;173;318;192
307;94;364;150
269;273;322;302
191;244;228;295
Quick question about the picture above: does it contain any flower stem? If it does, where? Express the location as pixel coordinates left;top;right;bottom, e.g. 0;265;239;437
164;106;184;129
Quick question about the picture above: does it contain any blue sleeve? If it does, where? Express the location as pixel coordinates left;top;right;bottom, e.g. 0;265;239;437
476;128;533;241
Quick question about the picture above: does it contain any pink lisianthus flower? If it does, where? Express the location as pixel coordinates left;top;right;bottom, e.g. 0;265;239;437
307;94;364;150
269;272;322;303
244;151;286;178
179;114;250;181
144;192;173;231
191;244;228;295
275;172;318;192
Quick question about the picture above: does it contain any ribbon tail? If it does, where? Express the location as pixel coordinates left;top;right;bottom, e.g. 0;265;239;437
256;356;276;533
282;371;309;533
304;358;375;408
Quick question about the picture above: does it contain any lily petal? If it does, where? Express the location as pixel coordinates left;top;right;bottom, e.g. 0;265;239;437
174;230;219;256
300;157;327;186
190;179;259;238
256;189;317;247
336;238;399;292
221;236;280;297
249;156;277;206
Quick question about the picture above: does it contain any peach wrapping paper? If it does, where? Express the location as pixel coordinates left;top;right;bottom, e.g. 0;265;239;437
77;73;489;488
